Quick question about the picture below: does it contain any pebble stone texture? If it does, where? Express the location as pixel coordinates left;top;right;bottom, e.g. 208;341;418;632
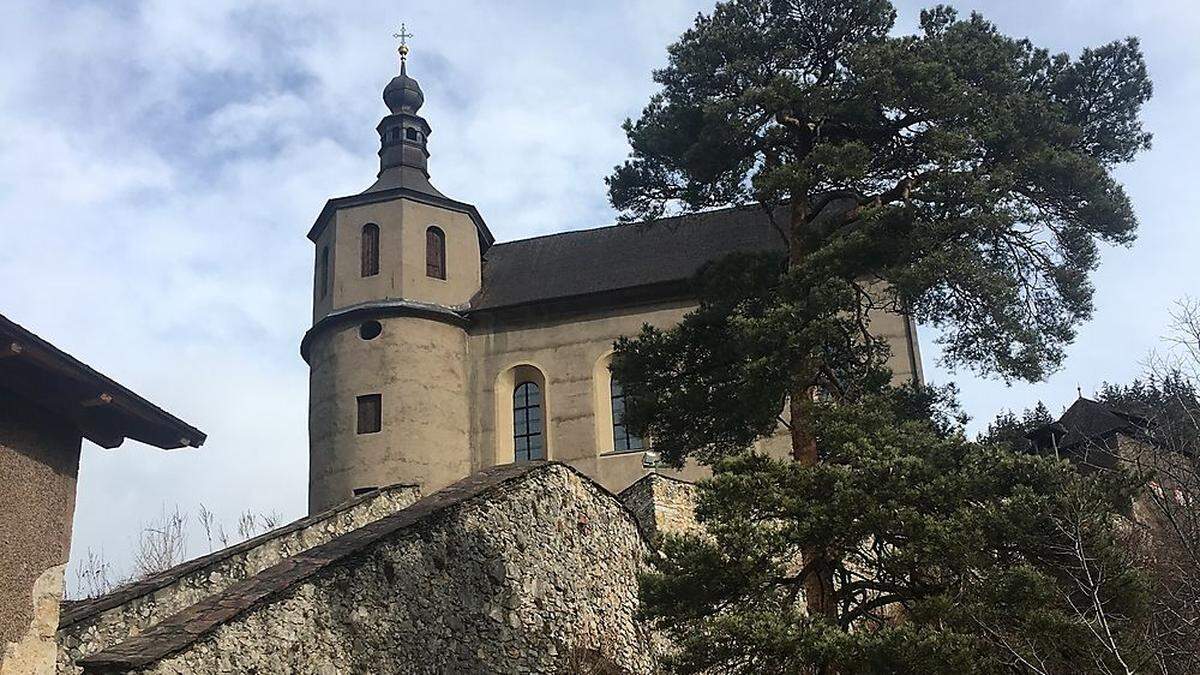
57;483;421;674
76;463;656;674
619;473;699;542
1;390;81;675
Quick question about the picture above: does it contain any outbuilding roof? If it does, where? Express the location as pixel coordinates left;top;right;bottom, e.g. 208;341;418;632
0;313;205;450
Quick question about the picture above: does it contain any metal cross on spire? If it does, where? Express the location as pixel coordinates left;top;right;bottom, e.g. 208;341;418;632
393;23;414;66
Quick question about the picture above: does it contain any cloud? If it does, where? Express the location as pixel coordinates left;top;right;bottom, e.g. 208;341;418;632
0;0;708;591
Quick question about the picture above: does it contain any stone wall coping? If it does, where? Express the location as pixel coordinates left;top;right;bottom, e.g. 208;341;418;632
617;471;696;498
78;462;626;672
60;481;420;629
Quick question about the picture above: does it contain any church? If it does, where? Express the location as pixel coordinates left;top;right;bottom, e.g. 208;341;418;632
301;43;923;513
24;42;926;674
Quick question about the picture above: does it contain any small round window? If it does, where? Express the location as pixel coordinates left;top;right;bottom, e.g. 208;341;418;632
359;320;382;341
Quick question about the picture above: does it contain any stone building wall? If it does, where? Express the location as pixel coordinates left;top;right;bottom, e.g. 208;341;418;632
78;463;655;675
57;483;420;674
619;472;699;541
0;388;82;675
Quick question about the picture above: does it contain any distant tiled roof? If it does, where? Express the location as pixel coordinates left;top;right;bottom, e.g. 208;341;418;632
1029;398;1148;452
469;204;787;312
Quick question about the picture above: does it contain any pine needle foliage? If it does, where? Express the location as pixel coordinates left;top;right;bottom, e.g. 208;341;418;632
607;1;1155;671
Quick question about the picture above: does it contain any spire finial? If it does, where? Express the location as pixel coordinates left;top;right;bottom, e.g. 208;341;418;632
393;23;414;71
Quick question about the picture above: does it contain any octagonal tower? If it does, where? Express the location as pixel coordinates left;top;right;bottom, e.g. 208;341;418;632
301;47;493;513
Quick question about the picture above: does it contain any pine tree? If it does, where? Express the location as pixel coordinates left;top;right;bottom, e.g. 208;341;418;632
1100;373;1200;456
978;402;1055;453
640;386;1147;672
607;1;1154;670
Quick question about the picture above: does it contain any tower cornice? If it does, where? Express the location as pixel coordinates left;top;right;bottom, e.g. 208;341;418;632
301;298;469;363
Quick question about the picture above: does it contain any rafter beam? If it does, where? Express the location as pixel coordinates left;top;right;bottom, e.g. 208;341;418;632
81;393;114;408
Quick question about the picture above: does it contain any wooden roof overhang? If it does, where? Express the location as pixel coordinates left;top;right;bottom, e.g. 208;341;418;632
0;313;206;450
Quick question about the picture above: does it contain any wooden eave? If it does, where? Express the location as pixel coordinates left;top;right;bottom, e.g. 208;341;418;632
0;313;206;450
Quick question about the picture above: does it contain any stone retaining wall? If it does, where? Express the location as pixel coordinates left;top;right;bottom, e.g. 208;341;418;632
79;463;655;674
57;483;420;673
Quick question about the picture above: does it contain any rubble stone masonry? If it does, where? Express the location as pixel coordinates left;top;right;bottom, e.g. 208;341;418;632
77;463;655;674
620;472;699;541
57;483;420;674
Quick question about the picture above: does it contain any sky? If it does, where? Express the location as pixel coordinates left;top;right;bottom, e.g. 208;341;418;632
0;0;1196;592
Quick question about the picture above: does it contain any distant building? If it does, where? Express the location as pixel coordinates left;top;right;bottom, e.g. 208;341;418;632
1027;397;1151;465
0;313;203;675
1026;396;1192;528
301;51;924;513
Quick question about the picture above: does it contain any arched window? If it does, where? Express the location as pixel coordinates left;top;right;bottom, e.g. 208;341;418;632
405;127;419;141
361;223;379;277
426;226;446;279
318;246;330;299
610;379;644;452
513;382;544;461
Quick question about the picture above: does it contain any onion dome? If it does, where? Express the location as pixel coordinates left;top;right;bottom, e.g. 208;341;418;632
383;61;424;114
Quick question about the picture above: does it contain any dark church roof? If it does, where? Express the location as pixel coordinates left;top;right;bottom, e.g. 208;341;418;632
469;204;787;313
0;312;205;450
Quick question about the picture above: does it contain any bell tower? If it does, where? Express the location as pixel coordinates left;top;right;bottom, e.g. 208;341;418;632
301;29;494;513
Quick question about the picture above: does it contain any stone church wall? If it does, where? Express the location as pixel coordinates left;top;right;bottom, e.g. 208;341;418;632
77;463;655;675
469;300;706;496
57;483;421;674
467;299;917;498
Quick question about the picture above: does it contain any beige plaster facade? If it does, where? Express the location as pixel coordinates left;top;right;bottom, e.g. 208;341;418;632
469;299;921;490
308;315;469;512
311;199;481;322
303;190;924;512
303;63;924;513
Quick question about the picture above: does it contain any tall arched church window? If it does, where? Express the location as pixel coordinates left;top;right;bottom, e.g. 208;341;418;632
513;382;544;461
361;223;380;277
318;246;330;299
611;379;644;452
426;226;446;279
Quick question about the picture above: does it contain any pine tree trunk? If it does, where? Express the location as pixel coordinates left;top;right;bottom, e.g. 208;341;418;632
788;198;838;622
